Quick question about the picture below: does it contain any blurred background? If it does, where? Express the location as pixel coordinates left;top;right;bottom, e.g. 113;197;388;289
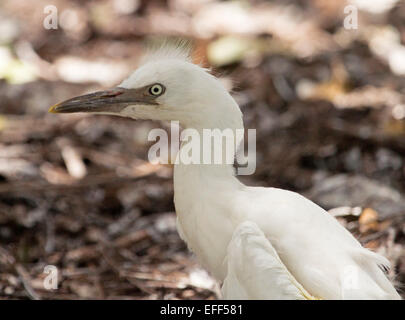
0;0;404;299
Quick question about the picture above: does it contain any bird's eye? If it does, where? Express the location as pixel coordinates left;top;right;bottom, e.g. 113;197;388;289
149;84;165;96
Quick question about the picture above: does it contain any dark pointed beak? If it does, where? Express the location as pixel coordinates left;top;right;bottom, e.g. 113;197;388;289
49;87;158;114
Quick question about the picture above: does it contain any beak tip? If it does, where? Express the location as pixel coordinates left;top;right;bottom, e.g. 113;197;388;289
48;104;59;113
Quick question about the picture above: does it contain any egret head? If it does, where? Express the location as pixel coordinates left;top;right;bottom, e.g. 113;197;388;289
49;44;243;131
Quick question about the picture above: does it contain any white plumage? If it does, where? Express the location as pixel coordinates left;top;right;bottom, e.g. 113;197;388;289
51;43;401;300
222;221;313;300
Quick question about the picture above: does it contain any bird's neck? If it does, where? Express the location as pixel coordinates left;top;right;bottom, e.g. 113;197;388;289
172;98;246;279
172;125;245;281
173;96;245;203
173;124;244;190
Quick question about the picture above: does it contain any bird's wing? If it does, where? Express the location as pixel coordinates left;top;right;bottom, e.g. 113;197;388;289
242;187;401;300
222;221;317;300
341;248;401;299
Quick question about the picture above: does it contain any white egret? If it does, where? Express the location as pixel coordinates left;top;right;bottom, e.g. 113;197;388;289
50;43;401;300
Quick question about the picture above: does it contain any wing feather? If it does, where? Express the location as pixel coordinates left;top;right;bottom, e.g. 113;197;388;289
222;221;316;300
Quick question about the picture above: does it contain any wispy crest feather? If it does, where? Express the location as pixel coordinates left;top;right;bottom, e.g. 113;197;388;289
141;38;193;66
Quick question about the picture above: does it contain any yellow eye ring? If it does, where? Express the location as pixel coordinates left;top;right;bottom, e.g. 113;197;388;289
149;84;164;96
